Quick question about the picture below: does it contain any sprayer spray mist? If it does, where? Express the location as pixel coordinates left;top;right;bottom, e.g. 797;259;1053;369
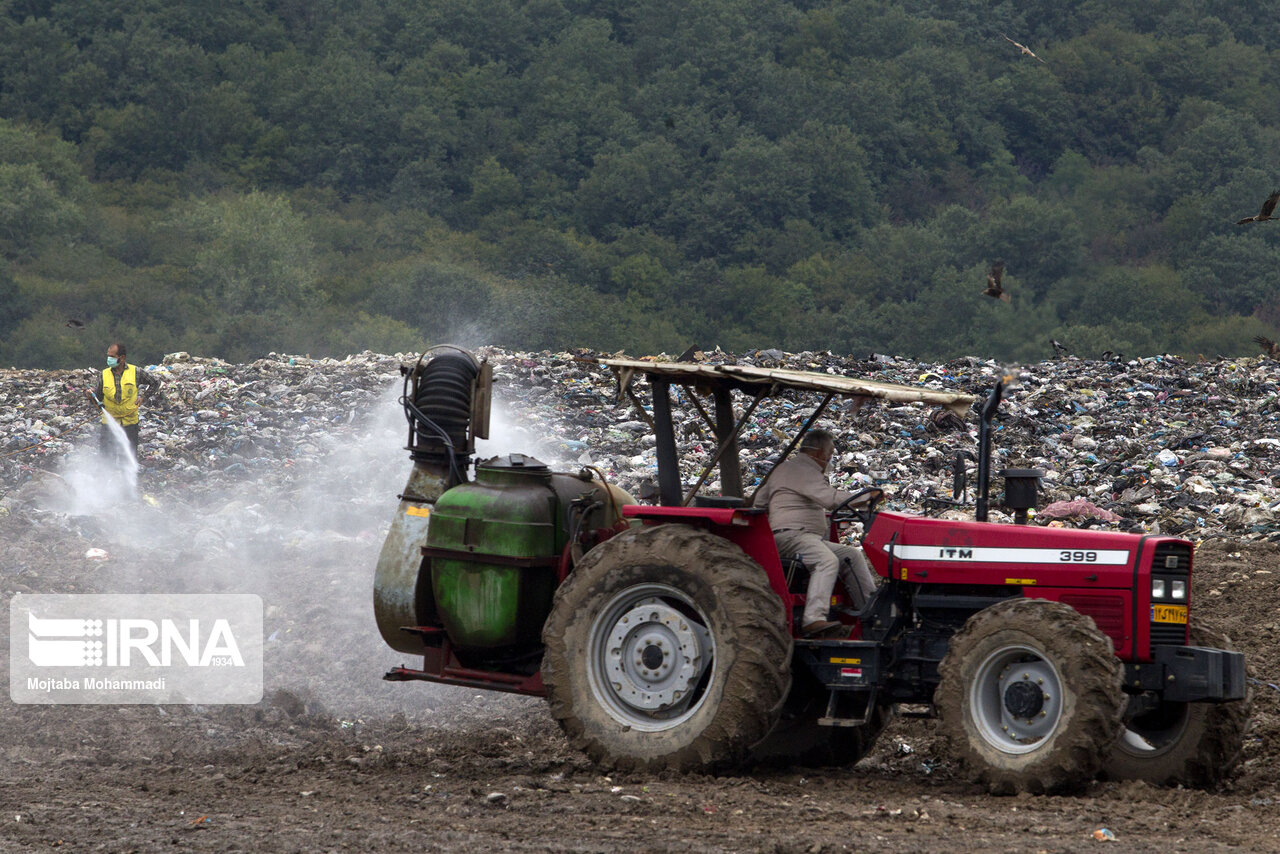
100;415;139;497
49;418;139;516
38;377;540;723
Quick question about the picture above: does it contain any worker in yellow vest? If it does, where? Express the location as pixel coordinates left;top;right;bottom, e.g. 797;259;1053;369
92;342;161;463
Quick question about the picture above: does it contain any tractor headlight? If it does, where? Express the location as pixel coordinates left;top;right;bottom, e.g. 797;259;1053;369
1151;578;1166;599
1171;579;1187;600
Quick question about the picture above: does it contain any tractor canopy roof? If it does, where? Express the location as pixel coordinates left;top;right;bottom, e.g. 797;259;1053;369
595;357;976;418
590;357;979;507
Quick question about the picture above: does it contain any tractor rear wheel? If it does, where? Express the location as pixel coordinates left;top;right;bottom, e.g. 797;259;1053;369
541;524;792;772
937;598;1125;794
1102;621;1249;787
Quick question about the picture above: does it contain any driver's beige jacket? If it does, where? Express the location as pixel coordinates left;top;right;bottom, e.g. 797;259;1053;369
754;454;855;537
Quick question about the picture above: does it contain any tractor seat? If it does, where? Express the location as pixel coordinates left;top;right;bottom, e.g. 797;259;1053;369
783;554;809;593
692;495;746;508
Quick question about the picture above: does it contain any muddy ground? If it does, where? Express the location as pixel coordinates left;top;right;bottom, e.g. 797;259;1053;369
1;501;1278;853
1;358;1279;853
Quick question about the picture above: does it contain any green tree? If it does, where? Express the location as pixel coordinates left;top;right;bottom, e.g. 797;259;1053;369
0;120;88;261
182;191;318;322
1179;234;1280;316
575;139;683;235
1064;265;1201;332
0;260;27;339
362;256;497;342
977;195;1084;292
464;156;523;223
784;121;879;236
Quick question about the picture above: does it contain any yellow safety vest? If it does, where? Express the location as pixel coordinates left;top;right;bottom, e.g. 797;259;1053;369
102;365;139;426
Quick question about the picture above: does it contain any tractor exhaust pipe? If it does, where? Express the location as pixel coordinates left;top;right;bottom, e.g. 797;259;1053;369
974;375;1043;524
974;379;1005;522
999;468;1044;524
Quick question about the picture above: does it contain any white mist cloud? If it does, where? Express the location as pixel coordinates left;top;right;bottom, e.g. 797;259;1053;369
475;393;563;466
30;379;537;721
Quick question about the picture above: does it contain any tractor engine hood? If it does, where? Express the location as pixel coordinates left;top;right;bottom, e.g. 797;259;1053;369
863;510;1192;589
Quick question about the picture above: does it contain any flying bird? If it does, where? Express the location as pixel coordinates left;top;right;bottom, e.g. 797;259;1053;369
1050;339;1070;358
1001;33;1045;63
1255;335;1280;359
65;319;85;330
1236;190;1280;225
983;261;1011;303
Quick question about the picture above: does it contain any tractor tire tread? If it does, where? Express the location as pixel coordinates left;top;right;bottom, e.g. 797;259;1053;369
937;598;1125;795
1102;620;1250;788
542;524;791;772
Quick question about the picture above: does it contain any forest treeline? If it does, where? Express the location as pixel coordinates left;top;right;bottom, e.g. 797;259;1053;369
2;0;1279;368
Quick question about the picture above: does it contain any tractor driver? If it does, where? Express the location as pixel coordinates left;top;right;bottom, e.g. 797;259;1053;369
754;428;882;638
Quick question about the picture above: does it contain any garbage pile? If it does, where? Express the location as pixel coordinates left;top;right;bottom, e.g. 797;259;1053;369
0;346;1277;543
479;347;1280;542
0;351;404;496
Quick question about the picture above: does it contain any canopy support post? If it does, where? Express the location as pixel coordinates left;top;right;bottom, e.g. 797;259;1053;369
714;387;743;498
651;378;682;506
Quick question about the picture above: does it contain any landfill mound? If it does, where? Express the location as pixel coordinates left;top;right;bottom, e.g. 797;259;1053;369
1;347;1279;851
5;347;1280;539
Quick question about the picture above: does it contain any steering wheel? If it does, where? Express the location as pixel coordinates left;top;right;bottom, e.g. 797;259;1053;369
830;487;884;530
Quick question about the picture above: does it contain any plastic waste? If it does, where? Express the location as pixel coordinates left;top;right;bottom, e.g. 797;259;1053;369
0;346;1277;545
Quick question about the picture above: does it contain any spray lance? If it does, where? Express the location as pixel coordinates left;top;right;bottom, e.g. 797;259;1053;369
85;389;107;417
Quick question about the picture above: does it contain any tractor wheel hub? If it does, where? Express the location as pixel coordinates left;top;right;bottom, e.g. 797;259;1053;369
604;599;708;712
1003;679;1045;718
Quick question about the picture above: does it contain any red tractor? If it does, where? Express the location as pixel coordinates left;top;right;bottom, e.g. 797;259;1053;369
373;349;1247;793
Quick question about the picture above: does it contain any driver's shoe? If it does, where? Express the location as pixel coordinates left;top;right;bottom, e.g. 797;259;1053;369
801;620;845;638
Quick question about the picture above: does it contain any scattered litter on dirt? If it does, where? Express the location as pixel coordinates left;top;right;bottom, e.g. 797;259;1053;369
1;346;1278;851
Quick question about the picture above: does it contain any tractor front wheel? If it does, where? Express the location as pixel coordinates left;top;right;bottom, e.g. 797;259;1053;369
1102;621;1249;788
936;598;1125;794
541;524;792;772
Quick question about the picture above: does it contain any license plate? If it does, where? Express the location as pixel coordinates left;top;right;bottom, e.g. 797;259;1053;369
1151;604;1188;624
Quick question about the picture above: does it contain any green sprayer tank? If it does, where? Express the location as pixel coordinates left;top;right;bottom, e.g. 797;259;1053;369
426;455;560;648
378;453;632;652
372;347;633;659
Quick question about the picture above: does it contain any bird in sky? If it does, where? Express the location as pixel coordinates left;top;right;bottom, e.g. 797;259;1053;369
1001;34;1045;63
1254;335;1280;359
1236;190;1280;225
983;261;1011;303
